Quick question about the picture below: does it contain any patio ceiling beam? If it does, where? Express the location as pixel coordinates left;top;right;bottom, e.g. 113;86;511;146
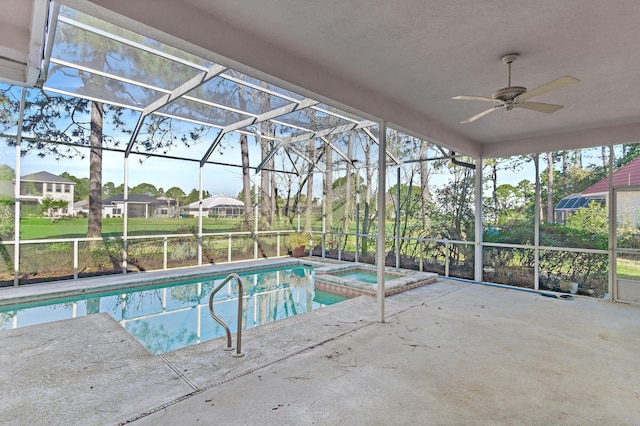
37;1;60;87
125;63;227;156
200;131;226;167
142;64;227;116
255;141;282;173
47;61;256;129
221;72;357;125
224;97;318;135
362;128;400;165
200;97;318;166
287;145;326;173
284;148;301;176
58;15;210;72
282;119;376;146
320;136;353;165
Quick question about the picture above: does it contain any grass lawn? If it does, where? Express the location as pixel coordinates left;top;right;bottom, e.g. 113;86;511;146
616;257;640;279
18;217;300;240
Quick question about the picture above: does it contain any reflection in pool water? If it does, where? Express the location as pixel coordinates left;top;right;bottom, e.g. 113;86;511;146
0;266;346;354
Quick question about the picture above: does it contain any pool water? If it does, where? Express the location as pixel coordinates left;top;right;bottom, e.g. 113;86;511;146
333;269;397;284
0;266;346;354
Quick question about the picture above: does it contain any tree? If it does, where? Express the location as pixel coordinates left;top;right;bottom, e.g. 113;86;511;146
237;185;256;204
0;164;15;181
60;172;89;200
87;101;103;238
324;138;334;231
342;133;354;237
102;182;124;199
419;141;431;230
183;188;210;206
1;9;209;238
165;186;186;215
130;182;159;197
546;152;554;223
0;198;14;240
304;140;317;233
566;201;608;235
41;196;69;217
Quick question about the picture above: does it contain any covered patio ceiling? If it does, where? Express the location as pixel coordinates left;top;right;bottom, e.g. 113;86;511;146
3;0;640;159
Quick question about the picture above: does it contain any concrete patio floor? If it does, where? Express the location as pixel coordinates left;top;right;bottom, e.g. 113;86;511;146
2;278;639;425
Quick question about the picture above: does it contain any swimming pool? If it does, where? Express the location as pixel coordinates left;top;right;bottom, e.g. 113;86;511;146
0;266;346;354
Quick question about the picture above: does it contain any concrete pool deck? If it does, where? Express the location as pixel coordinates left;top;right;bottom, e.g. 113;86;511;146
1;276;640;424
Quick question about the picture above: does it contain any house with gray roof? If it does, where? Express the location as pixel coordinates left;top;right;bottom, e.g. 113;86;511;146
6;171;76;216
182;195;244;218
102;194;175;218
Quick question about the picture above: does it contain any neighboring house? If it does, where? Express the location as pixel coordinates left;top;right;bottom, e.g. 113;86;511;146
155;196;178;218
182;195;245;218
102;194;173;218
9;171;75;216
73;199;89;217
0;180;13;199
554;156;640;223
554;192;605;223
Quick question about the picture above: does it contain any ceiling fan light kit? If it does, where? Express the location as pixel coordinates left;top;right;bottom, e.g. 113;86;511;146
452;53;580;123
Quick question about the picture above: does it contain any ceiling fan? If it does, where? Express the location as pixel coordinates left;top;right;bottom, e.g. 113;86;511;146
452;53;580;123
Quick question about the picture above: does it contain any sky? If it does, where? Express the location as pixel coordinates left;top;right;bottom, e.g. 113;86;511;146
1;131;260;197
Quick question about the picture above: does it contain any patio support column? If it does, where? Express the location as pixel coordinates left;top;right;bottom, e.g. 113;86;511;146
376;121;387;323
254;172;259;259
608;146;615;301
13;88;26;287
474;157;483;282
322;170;327;258
395;166;400;269
355;171;360;263
123;156;128;274
198;166;203;266
534;155;540;290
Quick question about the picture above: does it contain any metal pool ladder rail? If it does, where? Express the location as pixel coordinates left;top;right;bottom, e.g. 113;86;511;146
208;273;245;357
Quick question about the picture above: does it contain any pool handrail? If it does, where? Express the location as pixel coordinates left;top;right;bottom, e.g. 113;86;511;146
208;273;245;357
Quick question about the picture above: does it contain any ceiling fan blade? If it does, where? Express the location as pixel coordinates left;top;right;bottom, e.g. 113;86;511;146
452;95;497;102
516;75;580;102
517;102;563;114
461;106;500;123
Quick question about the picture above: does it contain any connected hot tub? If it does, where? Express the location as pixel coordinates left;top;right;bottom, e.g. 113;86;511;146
314;264;438;298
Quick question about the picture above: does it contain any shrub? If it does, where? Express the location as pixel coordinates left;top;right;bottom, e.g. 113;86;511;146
0;203;14;240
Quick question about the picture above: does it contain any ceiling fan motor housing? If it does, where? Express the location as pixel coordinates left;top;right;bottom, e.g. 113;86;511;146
492;86;527;108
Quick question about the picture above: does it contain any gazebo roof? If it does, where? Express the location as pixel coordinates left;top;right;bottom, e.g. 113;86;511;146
184;195;244;209
103;194;160;204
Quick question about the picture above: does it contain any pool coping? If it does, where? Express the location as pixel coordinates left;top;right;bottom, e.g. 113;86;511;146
0;257;438;308
0;258;325;308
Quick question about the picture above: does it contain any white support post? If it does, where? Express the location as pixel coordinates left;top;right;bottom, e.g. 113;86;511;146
254;173;259;259
355;171;360;263
163;236;168;269
73;240;78;279
123;156;129;274
198;166;204;266
445;242;450;277
376;121;387;323
395;166;400;269
474;157;483;282
534;155;540;290
608;146;615;301
13;88;26;286
322;171;327;258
